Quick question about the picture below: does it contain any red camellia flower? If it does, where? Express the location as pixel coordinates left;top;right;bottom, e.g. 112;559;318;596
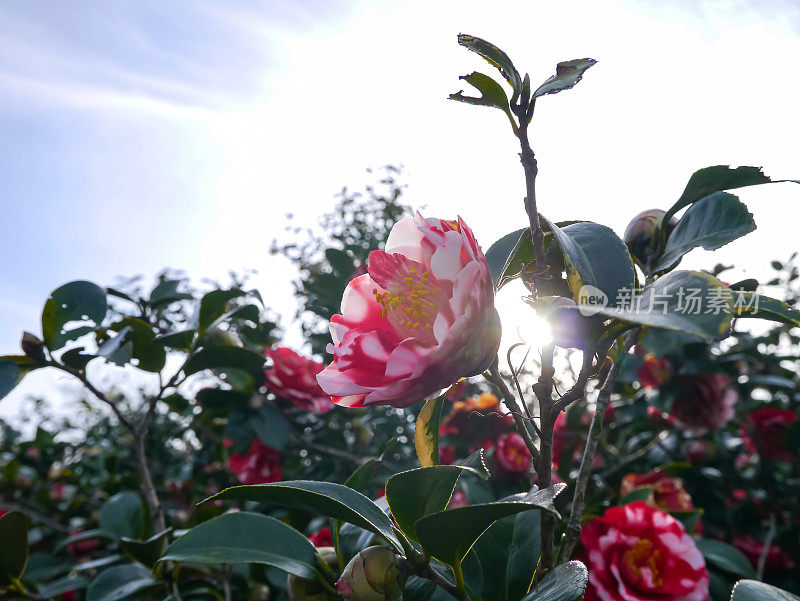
66;530;101;556
620;470;695;513
265;347;333;414
637;354;672;389
668;374;737;435
317;213;502;408
742;408;797;462
495;432;532;474
227;439;283;485
308;527;333;548
733;535;796;572
0;509;7;519
582;501;709;601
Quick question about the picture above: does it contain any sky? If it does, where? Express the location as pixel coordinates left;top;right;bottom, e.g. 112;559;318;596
1;0;799;419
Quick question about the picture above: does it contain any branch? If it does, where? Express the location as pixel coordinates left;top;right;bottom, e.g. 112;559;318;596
556;332;638;564
756;513;777;581
484;367;540;464
555;349;595;412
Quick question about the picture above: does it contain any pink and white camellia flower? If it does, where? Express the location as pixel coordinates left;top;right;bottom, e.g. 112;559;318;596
317;213;501;408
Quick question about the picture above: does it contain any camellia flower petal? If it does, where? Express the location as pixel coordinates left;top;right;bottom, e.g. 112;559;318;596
265;347;334;414
227;439;283;485
581;501;709;601
317;213;502;408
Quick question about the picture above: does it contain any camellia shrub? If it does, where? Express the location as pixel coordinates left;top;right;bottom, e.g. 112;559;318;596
2;34;800;601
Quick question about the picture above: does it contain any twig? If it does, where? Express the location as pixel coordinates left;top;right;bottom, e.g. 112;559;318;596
600;429;671;480
555;350;595;412
556;332;638;564
757;514;777;581
485;368;541;464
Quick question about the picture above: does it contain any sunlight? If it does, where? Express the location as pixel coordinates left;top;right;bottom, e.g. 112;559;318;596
495;279;552;363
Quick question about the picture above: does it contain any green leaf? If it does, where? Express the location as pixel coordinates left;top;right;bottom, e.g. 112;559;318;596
99;492;145;540
0;511;29;586
60;347;94;371
663;165;775;226
450;72;511;112
696;539;755;579
206;480;402;552
730;580;800;601
154;329;196;349
521;560;588;601
654;193;756;271
97;326;134;366
732;292;800;326
159;512;320;578
485;228;529;290
37;574;91;597
250;404;290;451
41;281;107;350
148;279;192;307
120;528;172;568
457;34;522;95
0;356;37;401
386;466;472;543
198;289;246;332
414;395;445;467
533;58;597;98
85;564;158;601
109;318;167;372
576;270;733;339
414;485;565;567
543;218;636;306
464;510;541;601
454;449;491;480
183;346;266;384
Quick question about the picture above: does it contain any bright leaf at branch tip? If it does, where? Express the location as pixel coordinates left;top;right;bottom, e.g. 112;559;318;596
456;34;522;96
316;213;501;409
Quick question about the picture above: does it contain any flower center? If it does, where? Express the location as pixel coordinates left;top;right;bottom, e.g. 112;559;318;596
373;269;440;332
623;538;663;589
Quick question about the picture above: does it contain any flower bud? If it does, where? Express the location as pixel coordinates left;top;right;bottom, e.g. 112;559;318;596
336;546;407;601
623;209;679;273
21;331;46;362
287;547;338;601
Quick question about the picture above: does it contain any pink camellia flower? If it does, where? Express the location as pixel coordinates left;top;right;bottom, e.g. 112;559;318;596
265;347;333;414
620;470;697;520
495;432;532;474
581;501;709;601
227;439;283;485
317;213;501;408
668;374;738;435
742;408;797;462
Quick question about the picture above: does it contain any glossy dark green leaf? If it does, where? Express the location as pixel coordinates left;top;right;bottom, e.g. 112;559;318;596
522;560;588;601
464;510;541;601
148;279;192;307
543;218;635;306
99;492;145;540
450;72;511;112
206;480;402;552
533;58;597;98
386;466;467;542
85;564;158;601
41;281;107;350
326;248;355;276
457;34;521;94
414;395;445;468
0;356;37;401
732;292;800;326
730;580;800;601
160;512;320;578
654;193;756;271
454;449;491;480
0;511;29;586
37;574;91;597
415;485;565;566
108;318;166;372
196;388;249;416
198;289;246;332
575;270;733;339
183;346;266;384
250;404;290;451
663;165;774;225
60;347;94;371
485;228;528;290
696;539;755;579
154;329;196;349
120;528;172;568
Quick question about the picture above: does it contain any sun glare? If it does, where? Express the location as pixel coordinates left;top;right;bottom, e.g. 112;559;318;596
495;279;552;360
